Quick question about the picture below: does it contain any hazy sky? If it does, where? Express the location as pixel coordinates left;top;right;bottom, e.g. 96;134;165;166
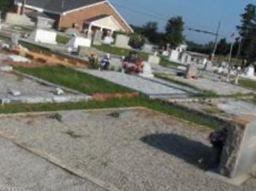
109;0;255;43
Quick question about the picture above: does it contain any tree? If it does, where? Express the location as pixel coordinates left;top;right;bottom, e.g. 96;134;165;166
237;4;256;63
141;22;159;44
129;33;145;49
165;16;185;48
216;38;229;55
0;0;13;14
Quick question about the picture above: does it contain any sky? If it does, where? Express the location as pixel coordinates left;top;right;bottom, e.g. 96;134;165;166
109;0;256;44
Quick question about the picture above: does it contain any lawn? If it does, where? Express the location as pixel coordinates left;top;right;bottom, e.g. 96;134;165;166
13;65;225;130
239;78;256;91
16;66;133;94
159;56;181;68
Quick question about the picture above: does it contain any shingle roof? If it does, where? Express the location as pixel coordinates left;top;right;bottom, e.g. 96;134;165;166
15;0;106;14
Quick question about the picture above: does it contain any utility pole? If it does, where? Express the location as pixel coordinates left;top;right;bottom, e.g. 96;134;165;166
212;21;221;59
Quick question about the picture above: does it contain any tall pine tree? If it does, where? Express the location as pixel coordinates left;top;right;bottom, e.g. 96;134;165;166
237;4;256;63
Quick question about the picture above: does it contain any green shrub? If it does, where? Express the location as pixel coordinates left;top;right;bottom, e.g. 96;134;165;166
129;33;145;49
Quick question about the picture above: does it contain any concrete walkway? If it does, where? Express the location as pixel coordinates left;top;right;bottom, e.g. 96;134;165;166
77;69;190;99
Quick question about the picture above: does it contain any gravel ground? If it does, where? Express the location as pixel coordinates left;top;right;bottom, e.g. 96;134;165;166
77;69;188;99
0;137;106;191
0;108;255;191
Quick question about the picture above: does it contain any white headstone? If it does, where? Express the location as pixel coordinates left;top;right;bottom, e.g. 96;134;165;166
139;62;154;78
32;29;57;44
115;34;130;49
67;36;91;49
169;50;180;62
245;65;255;78
103;36;114;44
148;55;160;65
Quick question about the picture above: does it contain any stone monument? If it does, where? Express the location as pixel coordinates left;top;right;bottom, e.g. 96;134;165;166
185;64;198;79
114;34;130;49
169;50;180;62
139;62;154;78
218;116;256;184
244;65;255;78
148;55;160;65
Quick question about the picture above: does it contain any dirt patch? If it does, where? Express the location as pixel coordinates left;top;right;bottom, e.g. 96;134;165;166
92;92;139;101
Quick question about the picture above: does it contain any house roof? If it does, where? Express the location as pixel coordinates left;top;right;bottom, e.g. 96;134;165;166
15;0;106;14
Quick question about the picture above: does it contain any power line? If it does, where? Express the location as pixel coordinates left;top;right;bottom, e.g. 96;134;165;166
112;2;224;37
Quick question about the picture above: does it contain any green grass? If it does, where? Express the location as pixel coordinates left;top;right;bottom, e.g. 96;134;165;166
159;57;181;68
0;97;223;130
93;44;149;60
56;35;70;45
12;65;225;130
238;78;256;91
16;66;132;94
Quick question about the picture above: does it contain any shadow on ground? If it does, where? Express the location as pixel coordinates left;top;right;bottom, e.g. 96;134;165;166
141;133;215;170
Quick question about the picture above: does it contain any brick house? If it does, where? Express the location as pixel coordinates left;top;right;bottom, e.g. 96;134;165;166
12;0;133;34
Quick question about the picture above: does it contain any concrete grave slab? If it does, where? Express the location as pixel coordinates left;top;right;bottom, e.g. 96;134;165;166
0;108;256;190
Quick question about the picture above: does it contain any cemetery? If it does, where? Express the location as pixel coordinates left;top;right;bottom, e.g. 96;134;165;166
0;107;255;190
0;69;91;104
0;1;255;190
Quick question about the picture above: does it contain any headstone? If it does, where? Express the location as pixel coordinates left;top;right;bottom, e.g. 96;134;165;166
148;55;160;65
11;33;19;48
162;50;169;57
186;64;198;79
103;36;114;44
139;62;154;78
169;50;180;62
142;43;154;53
114;34;130;49
219;116;256;180
67;36;91;49
31;29;57;44
244;65;255;78
93;31;102;46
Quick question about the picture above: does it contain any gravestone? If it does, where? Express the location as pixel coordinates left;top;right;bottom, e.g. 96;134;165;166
219;116;256;181
139;62;154;78
244;65;255;78
148;55;160;65
143;43;154;53
169;50;180;62
185;64;198;79
93;30;102;46
114;34;130;49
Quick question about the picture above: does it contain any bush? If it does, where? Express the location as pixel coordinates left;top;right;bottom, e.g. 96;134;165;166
56;35;70;45
129;33;145;49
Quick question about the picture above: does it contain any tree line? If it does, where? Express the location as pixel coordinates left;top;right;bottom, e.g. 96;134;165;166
132;3;256;64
